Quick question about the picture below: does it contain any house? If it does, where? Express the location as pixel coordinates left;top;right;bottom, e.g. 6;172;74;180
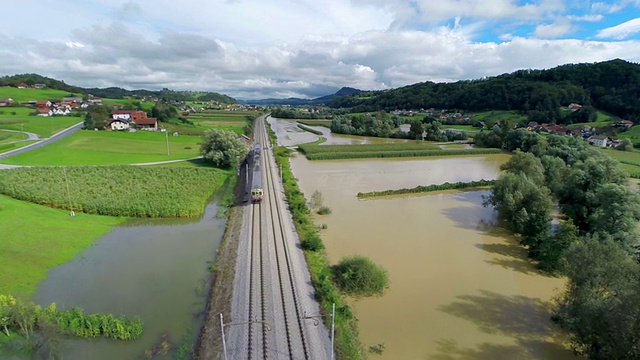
36;100;52;108
589;135;608;148
0;98;15;106
548;124;569;135
108;119;131;131
568;103;582;111
53;107;70;116
33;83;46;89
63;97;83;103
133;117;158;131
616;120;634;128
112;110;148;122
87;97;102;104
36;107;53;117
17;83;28;89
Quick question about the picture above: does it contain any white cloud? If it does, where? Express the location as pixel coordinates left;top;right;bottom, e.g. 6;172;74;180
568;14;604;22
597;17;640;39
534;18;575;38
0;1;640;99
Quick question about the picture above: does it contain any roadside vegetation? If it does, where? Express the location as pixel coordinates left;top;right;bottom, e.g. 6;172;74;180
483;132;640;358
0;166;229;217
357;179;496;199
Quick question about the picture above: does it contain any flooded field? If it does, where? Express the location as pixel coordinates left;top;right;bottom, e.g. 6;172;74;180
271;116;577;359
30;200;226;359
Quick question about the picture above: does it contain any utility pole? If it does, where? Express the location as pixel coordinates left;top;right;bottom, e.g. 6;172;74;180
165;130;170;156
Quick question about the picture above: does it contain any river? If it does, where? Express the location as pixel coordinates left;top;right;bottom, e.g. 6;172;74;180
271;117;578;359
29;198;226;359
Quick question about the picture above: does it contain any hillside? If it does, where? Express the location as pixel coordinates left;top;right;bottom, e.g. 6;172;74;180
242;86;362;106
0;74;238;104
329;59;640;123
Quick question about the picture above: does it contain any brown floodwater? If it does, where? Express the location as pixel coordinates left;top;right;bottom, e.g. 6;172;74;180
282;134;578;359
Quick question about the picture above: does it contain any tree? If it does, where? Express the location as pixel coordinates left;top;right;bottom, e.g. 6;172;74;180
554;235;640;359
587;183;640;245
503;128;540;152
536;222;578;272
83;105;110;130
200;129;247;168
485;173;553;253
333;256;389;298
499;150;545;186
408;120;424;140
616;138;634;151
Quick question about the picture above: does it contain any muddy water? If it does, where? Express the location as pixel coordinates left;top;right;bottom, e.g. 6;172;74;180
269;117;418;146
288;153;578;359
30;200;226;360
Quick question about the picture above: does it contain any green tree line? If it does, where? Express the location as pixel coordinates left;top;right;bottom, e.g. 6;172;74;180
357;179;495;198
484;132;640;358
330;59;640;123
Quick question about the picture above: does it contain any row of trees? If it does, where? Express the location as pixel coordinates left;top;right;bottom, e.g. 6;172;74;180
330;59;640;123
485;133;640;358
329;112;467;141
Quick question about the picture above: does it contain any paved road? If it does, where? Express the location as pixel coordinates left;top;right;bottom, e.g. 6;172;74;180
0;122;83;161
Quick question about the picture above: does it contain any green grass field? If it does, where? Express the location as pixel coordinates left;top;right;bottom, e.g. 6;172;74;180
102;98;155;110
598;148;640;178
0;116;82;137
1;130;203;165
160;109;256;136
0;130;28;144
471;110;527;125
0;194;126;296
0;87;81;103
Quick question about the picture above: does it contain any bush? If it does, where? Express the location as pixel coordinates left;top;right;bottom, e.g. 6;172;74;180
333;256;389;298
317;206;332;215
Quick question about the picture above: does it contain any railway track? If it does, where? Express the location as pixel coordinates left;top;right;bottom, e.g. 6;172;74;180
235;116;330;360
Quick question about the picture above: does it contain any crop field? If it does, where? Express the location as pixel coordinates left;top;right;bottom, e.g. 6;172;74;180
298;142;501;160
0;166;229;217
0;130;203;166
0;87;81;103
599;148;640;178
0;194;126;296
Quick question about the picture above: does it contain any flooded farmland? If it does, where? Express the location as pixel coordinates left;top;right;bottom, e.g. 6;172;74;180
29;200;226;360
271;117;578;359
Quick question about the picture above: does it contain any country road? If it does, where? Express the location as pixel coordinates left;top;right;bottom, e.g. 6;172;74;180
0;122;84;162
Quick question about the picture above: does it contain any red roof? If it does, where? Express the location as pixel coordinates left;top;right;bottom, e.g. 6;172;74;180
134;117;157;125
112;110;146;114
37;107;51;114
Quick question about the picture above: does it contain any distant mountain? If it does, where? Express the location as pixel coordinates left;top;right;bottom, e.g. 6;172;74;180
0;74;237;104
241;87;363;106
329;59;640;122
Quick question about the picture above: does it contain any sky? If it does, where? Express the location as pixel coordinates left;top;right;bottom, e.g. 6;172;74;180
1;0;640;100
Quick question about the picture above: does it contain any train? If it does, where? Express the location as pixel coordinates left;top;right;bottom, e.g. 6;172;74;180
250;143;264;203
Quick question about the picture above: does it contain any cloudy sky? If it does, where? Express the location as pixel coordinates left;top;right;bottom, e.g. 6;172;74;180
2;0;640;99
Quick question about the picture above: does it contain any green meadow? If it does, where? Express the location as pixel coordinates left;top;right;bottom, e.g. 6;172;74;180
0;87;81;103
1;130;203;165
0;194;126;296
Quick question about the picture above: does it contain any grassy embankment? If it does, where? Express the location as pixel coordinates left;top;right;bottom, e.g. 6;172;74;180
267;124;364;359
1;130;203;165
297;119;332;128
297;123;323;135
357;179;496;199
298;143;502;160
0;194;126;297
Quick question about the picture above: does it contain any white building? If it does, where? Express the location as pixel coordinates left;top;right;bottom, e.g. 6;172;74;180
589;135;608;148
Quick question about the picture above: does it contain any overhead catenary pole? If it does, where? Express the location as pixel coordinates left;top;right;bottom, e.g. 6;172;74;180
220;313;228;360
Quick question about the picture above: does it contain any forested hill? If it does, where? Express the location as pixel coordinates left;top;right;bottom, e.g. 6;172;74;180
0;73;84;94
0;73;237;104
329;59;640;122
